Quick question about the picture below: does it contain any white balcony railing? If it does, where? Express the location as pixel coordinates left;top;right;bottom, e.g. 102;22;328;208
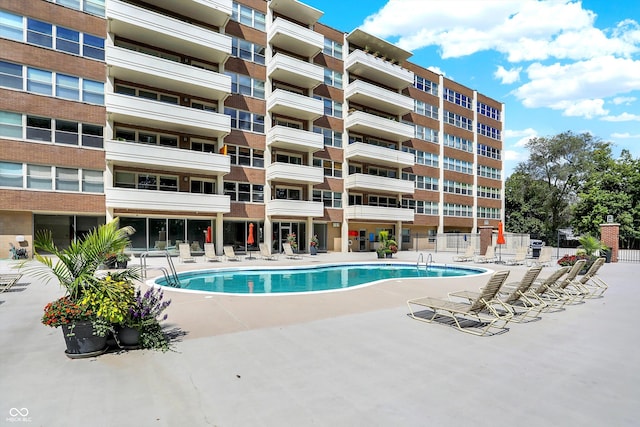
345;50;414;90
344;205;414;222
105;140;230;175
107;0;231;63
107;46;231;102
266;163;324;184
266;125;323;153
105;188;230;213
345;110;414;142
144;0;232;27
266;199;324;217
106;93;231;137
345;173;415;195
267;17;324;57
267;89;324;121
268;54;324;89
345;142;414;168
345;80;413;115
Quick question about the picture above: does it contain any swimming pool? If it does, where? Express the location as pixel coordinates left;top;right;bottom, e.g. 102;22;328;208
153;263;487;295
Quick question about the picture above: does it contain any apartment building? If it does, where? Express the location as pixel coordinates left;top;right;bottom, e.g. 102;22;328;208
0;0;503;257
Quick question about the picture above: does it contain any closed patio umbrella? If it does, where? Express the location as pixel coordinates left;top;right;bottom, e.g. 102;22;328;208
247;223;255;259
497;221;506;263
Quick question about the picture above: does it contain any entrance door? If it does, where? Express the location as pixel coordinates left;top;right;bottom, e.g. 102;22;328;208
359;229;367;251
279;224;291;253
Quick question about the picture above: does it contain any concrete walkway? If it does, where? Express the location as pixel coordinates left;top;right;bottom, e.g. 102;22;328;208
1;251;639;426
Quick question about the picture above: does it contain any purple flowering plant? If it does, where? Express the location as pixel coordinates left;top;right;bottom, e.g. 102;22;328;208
125;287;171;329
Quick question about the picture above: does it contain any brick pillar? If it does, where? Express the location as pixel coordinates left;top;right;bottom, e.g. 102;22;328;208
600;223;619;263
479;226;493;256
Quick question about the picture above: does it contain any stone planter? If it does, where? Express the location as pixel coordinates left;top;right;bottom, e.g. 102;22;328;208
310;245;317;255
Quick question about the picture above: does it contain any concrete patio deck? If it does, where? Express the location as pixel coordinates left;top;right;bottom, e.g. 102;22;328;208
1;251;639;426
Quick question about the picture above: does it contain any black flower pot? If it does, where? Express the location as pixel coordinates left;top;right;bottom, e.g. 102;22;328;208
116;326;141;348
116;260;128;269
310;246;317;255
61;321;108;358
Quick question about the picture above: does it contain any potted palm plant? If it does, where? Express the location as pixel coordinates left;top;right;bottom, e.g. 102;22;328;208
24;218;140;358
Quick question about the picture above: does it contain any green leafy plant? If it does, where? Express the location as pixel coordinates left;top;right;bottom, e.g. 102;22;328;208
310;235;319;247
124;286;172;351
577;234;608;256
286;232;298;250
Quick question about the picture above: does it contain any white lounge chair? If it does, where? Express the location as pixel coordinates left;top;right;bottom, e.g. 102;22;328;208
474;246;496;263
203;243;222;262
283;242;302;260
0;274;22;293
223;245;241;261
178;243;196;263
453;245;475;262
529;246;553;267
259;243;278;260
505;247;527;265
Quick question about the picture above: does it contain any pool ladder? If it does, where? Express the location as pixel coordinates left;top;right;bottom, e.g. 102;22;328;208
416;252;434;271
139;250;181;287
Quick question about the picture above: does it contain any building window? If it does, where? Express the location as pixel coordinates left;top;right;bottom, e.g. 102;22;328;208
478;206;501;219
224;181;263;202
190;179;216;194
478;165;501;180
27;68;52;95
313;126;342;147
82;170;103;193
478;144;501;160
56;26;80;55
26;116;52;142
56;74;80;100
82;33;105;60
27;165;52;190
443;179;473;195
226;145;264;167
231;2;266;31
477;123;502;141
314;96;342;118
81;123;103;148
477;102;501;121
443;111;473;131
414;75;438;95
443;203;473;217
323;68;343;88
56;167;79;191
55;120;79;145
313;158;342;177
230;37;265;65
0;111;22;138
313;190;342;208
225;72;265;99
402;199;438;215
443;88;472;109
27;19;53;48
414;100;438;119
224;108;265;133
323;38;343;59
0;11;22;41
402;147;439;167
402;173;438;191
443;133;473;153
0;162;23;187
413;124;438;143
478;186;501;199
114;172;177;191
443;157;473;175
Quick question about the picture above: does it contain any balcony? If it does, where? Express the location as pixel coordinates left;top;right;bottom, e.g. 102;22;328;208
107;0;232;64
345;80;413;116
345;110;413;142
345;142;414;168
268;17;324;58
266;199;324;217
266;163;324;184
143;0;232;27
267;89;324;121
107;46;231;102
105;187;230;214
268;54;324;89
105;140;230;175
345;173;414;195
269;0;323;26
344;205;414;222
266;126;323;153
106;93;230;138
345;50;413;90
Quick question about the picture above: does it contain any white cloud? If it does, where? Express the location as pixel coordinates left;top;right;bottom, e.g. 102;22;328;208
494;65;521;84
512;56;640;114
601;112;640;122
612;96;637;105
503;149;527;162
359;0;638;62
611;132;640;138
426;66;446;76
503;128;537;147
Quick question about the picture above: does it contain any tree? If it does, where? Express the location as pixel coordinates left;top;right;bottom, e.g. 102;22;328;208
506;131;599;244
572;146;640;240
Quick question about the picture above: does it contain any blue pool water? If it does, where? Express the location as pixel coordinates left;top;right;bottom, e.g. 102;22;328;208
154;263;486;295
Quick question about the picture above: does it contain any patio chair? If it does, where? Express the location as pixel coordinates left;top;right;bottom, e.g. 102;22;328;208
452;245;475;262
576;257;608;298
0;274;22;293
407;270;513;336
529;246;553;267
505;247;527;265
474;246;496;263
528;261;587;307
283;243;302;260
549;259;591;301
259;243;278;261
178;243;196;263
203;243;222;262
223;245;241;261
450;266;545;322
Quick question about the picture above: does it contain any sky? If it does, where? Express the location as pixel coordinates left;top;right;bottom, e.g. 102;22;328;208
303;0;640;177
